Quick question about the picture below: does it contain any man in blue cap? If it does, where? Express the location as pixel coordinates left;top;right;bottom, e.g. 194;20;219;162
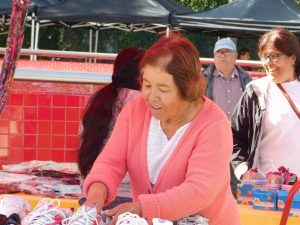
203;38;252;198
203;38;252;119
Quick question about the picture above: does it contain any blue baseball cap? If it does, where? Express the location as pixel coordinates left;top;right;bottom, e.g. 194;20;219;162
214;38;236;53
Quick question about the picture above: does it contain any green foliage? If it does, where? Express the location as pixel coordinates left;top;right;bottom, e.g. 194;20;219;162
294;0;300;4
56;27;89;51
95;30;159;53
182;32;217;58
175;0;228;11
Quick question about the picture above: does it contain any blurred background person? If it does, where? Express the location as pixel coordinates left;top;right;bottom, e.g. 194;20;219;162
204;38;252;120
238;47;251;60
83;35;240;225
78;47;145;209
231;28;300;181
204;38;252;197
238;47;253;71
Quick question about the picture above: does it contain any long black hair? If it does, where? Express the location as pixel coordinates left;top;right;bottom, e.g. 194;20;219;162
78;48;145;177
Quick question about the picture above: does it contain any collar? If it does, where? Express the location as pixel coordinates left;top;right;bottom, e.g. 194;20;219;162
213;67;239;79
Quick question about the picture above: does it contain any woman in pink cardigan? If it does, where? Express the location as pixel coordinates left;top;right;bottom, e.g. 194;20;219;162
83;35;241;225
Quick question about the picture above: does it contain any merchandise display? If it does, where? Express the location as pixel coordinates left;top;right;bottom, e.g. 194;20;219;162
0;195;31;220
22;198;70;225
62;204;102;225
0;161;81;198
177;215;209;225
2;161;300;224
116;212;148;225
1;193;300;224
237;166;300;214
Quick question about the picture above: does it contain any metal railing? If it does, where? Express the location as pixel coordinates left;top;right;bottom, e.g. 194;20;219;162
0;47;118;60
0;48;264;83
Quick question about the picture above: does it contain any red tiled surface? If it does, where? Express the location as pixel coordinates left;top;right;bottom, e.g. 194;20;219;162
24;135;37;148
52;135;65;148
0;76;106;166
23;149;36;161
65;150;77;162
24;94;38;106
7;149;23;162
0;135;9;148
52;149;65;162
52;108;66;121
10;135;23;148
66;108;80;121
53;95;66;107
52;122;65;135
0;120;9;133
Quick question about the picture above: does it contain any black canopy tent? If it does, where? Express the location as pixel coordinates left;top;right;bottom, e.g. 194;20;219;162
173;0;300;38
1;0;61;58
37;0;192;31
0;0;12;15
1;0;61;16
2;0;191;56
34;0;191;53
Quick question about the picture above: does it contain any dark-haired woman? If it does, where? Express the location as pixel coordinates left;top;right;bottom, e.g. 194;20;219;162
78;47;145;208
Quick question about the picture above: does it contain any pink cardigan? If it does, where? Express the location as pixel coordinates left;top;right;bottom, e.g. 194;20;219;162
84;96;240;225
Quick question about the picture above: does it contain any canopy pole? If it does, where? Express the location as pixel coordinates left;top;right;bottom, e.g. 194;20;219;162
89;29;93;62
94;29;99;63
30;12;35;60
166;24;172;37
33;21;40;60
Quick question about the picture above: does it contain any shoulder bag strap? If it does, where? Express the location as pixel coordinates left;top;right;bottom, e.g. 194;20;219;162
277;83;300;120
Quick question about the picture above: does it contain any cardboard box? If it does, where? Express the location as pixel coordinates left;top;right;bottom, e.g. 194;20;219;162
237;181;267;205
277;190;300;216
237;184;253;205
252;188;277;211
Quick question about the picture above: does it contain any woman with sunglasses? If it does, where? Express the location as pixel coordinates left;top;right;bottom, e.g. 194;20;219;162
231;28;300;181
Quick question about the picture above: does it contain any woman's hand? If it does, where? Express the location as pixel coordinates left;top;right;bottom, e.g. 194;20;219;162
103;202;142;225
85;182;108;214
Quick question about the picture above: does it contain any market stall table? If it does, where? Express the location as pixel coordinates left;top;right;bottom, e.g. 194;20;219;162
238;204;300;225
2;194;300;225
12;193;79;211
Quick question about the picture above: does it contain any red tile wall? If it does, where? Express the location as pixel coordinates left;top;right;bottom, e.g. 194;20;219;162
0;60;107;166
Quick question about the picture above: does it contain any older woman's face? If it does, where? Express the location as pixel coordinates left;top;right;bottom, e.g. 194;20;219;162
142;64;188;123
261;44;296;83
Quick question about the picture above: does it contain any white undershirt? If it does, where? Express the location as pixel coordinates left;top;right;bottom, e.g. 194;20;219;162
259;79;300;176
147;117;190;184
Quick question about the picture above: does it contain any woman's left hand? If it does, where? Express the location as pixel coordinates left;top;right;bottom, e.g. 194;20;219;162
103;202;142;225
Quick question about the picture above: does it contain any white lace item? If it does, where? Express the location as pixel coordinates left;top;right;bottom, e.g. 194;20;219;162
152;218;173;224
62;204;102;225
116;212;148;225
177;215;209;225
22;198;67;225
0;194;31;219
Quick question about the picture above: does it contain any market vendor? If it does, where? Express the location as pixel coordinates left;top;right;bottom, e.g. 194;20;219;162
83;34;240;225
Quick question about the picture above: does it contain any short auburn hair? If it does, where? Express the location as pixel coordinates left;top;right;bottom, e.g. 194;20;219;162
141;34;206;101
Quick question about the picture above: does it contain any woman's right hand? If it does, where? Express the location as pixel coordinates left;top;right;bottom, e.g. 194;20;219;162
85;182;108;214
